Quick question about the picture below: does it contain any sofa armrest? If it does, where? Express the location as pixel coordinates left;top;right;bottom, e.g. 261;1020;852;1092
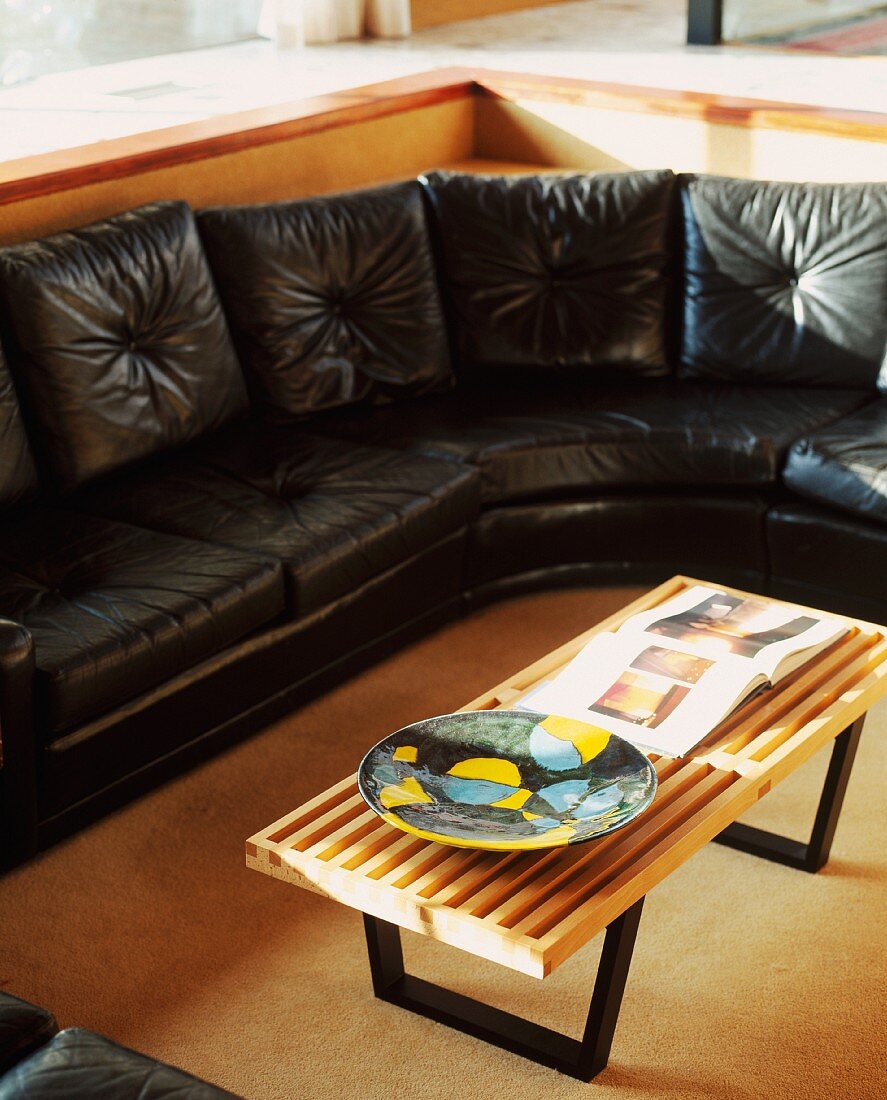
783;397;887;525
0;993;58;1077
0;619;37;869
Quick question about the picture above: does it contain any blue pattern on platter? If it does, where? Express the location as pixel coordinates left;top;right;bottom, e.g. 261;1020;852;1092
357;710;658;851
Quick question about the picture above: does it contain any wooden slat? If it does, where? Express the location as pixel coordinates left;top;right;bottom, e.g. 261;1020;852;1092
260;776;357;845
362;834;428;879
476;760;705;927
692;631;874;763
511;769;735;939
247;576;887;979
535;773;763;974
306;809;384;863
388;844;459;891
732;635;887;764
278;792;368;853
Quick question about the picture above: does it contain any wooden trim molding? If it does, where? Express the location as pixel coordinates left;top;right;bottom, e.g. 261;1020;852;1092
0;69;475;207
1;65;885;208
472;69;887;144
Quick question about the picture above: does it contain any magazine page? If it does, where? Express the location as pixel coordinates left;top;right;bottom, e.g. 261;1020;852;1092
620;585;845;680
527;631;760;758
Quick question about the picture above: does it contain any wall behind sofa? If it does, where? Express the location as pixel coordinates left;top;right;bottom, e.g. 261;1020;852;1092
0;78;477;245
1;70;885;247
473;80;887;182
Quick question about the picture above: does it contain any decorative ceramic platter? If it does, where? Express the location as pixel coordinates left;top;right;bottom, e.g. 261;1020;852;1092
357;711;657;851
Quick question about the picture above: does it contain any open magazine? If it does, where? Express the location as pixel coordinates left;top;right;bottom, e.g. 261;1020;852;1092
525;585;847;758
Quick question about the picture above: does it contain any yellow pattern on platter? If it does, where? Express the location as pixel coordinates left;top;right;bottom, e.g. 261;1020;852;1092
381;812;576;851
540;715;611;763
491;787;533;810
447;757;522;786
379;775;433;809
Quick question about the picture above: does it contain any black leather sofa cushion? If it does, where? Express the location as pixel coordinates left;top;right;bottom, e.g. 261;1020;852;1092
319;381;869;505
680;175;887;388
0;202;249;492
421;170;675;377
767;503;887;625
198;182;453;419
0;1028;239;1099
0;993;58;1076
41;532;466;819
0;343;38;510
0;510;284;734
74;422;479;617
783;399;887;525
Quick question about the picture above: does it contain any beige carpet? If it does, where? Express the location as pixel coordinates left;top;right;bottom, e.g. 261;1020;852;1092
1;587;885;1100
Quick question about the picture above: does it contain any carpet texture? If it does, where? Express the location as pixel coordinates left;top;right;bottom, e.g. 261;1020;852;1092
0;587;885;1100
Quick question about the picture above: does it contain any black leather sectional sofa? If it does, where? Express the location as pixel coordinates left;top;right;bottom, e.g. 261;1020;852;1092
0;991;238;1097
0;170;884;869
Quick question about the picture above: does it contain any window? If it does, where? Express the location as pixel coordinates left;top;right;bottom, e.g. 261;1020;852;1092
0;0;263;86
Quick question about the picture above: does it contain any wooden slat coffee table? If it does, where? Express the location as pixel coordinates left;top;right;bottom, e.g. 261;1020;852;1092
246;576;887;1080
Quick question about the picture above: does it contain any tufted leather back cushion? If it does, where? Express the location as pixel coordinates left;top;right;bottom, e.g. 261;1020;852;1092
198;181;453;419
680;175;887;388
420;170;676;377
0;339;39;509
0;201;249;492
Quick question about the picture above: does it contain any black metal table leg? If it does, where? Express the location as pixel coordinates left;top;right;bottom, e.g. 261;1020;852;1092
714;716;865;873
363;895;644;1081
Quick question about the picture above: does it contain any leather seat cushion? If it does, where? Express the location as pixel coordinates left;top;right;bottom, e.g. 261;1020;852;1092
421;169;676;377
0;342;38;510
0;1028;239;1099
680;175;887;388
0;510;284;734
75;422;480;617
783;399;887;524
41;533;466;818
0;202;249;492
0;993;58;1076
198;181;453;418
318;380;870;505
